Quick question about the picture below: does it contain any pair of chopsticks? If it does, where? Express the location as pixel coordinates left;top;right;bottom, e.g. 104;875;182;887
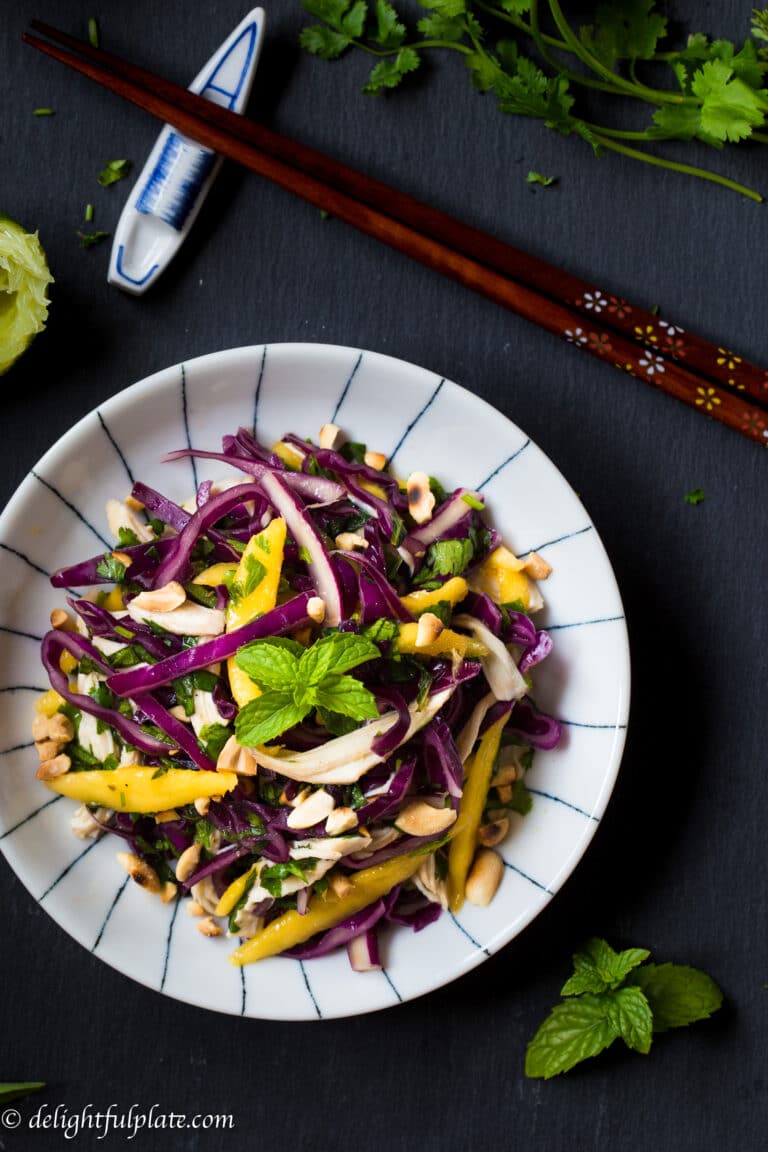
24;20;768;449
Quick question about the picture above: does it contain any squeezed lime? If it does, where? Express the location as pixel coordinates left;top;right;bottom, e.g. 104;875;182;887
0;215;54;375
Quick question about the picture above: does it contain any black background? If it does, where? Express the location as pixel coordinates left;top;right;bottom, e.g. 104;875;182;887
1;1;767;1149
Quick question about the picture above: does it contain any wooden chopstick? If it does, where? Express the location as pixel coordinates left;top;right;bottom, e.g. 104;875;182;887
23;25;768;449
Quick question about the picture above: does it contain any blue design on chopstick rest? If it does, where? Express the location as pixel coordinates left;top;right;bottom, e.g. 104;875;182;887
136;135;218;232
115;246;159;288
135;21;258;232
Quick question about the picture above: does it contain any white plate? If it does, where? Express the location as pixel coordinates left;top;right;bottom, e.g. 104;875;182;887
0;344;629;1020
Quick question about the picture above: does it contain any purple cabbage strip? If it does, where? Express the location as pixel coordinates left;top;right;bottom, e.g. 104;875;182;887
464;592;503;637
196;480;213;508
344;834;443;871
131;482;190;532
347;928;382;971
180;844;252;890
39;631;172;756
370;687;412;757
106;592;312;697
421;718;463;799
519;630;553;674
153;482;263;587
162;447;347;505
386;888;443;932
504;698;562;750
259;471;343;626
69;597;183;660
357;757;415;823
224;427;285;467
51;536;177;589
402;489;480;560
136;694;215;771
336;551;413;623
282;898;389;959
212;680;237;721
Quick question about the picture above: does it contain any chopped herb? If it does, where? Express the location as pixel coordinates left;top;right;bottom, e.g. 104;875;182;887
317;706;360;736
88;16;100;47
461;492;485;511
362;617;399;646
199;722;231;761
298;545;313;565
428;476;448;506
229;554;267;602
78;230;110;249
85;203;94;223
527;171;557;187
194;819;217;851
260;858;317;898
349;783;366;809
415;538;474;585
186;583;219;609
148;517;165;537
119;790;127;808
685;487;705;505
95;553;128;582
340;441;367;464
97;159;131;187
117;526;140;548
151;764;171;780
33;108;54;116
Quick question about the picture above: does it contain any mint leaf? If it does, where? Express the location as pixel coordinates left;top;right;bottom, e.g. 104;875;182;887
317;706;360;736
525;994;619;1079
606;985;653;1053
627;963;723;1032
299;631;380;682
235;639;301;691
311;673;380;720
561;938;650;996
372;0;405;47
363;48;420;94
235;692;309;746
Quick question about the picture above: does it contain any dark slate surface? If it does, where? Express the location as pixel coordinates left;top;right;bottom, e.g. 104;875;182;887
1;1;766;1149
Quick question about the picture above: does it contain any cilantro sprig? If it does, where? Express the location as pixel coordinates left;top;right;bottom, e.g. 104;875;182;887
525;938;723;1078
234;632;381;746
301;0;768;201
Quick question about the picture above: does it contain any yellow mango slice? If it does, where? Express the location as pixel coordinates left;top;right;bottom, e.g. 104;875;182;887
359;479;388;502
193;562;237;587
100;587;125;612
225;518;287;707
59;651;77;674
271;440;305;470
46;766;237;813
35;689;65;717
229;851;427;966
396;622;487;660
467;546;532;609
216;863;259;917
447;715;507;912
400;576;468;616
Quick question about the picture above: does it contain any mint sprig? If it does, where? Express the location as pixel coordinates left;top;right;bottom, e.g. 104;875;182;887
234;632;380;746
526;939;722;1078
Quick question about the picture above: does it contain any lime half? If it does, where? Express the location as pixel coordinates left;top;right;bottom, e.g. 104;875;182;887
0;215;54;375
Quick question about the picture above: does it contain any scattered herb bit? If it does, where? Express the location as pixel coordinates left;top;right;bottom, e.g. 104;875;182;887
685;487;705;505
527;171;557;187
95;552;128;581
97;159;131;187
320;209;331;219
461;492;485;511
78;230;110;249
525;938;722;1078
228;554;267;603
235;632;380;746
117;526;140;548
33;108;54;116
260;858;318;898
301;0;768;201
88;16;100;47
199;722;232;761
415;537;474;585
85;203;94;223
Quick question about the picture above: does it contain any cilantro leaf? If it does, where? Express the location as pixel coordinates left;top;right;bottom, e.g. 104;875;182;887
117;526;140;547
235;639;301;691
363;47;420;94
97;159;131;187
300;631;380;682
606;985;653;1053
96;553;128;582
235;692;308;746
525;994;619;1079
691;59;767;142
199;722;231;761
580;1;667;67
499;0;531;12
372;0;405;47
417;14;465;42
299;21;349;58
626;963;723;1032
416;538;474;585
311;673;380;720
303;0;352;26
561;938;650;996
420;0;466;17
260;858;317;898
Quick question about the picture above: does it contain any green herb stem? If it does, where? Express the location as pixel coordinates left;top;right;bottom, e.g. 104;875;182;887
591;131;764;201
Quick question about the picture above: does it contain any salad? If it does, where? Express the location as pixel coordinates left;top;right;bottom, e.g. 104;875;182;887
32;423;561;970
